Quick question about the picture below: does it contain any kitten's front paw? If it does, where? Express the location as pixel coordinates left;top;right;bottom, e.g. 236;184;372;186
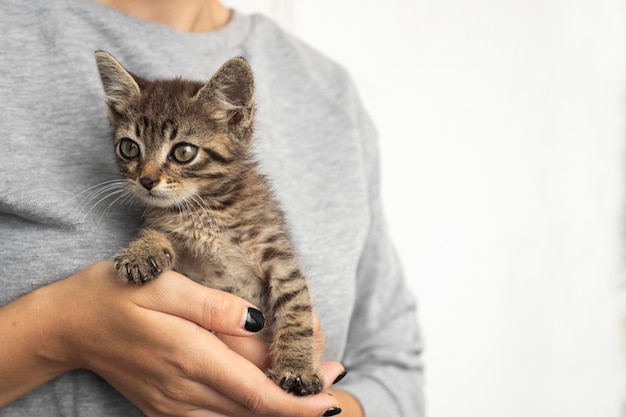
114;248;173;284
268;368;324;396
114;230;175;284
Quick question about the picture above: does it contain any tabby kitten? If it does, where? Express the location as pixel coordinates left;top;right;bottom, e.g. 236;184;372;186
94;51;323;395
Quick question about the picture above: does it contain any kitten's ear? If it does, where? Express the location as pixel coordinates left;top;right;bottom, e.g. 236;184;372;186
194;57;255;129
95;51;140;113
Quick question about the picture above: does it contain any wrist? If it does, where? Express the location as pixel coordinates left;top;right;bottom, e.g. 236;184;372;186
27;281;76;379
0;280;75;406
43;262;118;372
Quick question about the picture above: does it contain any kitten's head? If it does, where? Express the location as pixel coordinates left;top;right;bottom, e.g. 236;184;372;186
95;51;255;209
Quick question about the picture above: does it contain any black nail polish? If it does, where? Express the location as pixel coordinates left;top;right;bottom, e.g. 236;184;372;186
333;370;347;384
323;408;342;416
245;308;265;332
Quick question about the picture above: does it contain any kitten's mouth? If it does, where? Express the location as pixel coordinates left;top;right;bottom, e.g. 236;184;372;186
138;190;176;207
147;191;165;199
131;182;195;208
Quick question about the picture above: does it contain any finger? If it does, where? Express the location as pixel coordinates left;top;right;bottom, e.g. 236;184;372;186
214;333;271;370
132;269;265;336
312;312;325;365
319;361;346;391
186;342;340;417
149;336;341;417
216;313;331;384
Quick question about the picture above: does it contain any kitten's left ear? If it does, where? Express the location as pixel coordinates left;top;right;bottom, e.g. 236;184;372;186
194;57;255;130
95;51;141;114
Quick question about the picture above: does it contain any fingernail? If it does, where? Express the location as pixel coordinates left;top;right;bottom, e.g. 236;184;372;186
333;370;347;384
323;408;342;416
244;307;265;332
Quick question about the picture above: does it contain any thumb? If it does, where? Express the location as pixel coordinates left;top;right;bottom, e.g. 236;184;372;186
132;269;265;336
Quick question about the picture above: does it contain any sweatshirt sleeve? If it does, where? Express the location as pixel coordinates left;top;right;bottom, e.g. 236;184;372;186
335;100;425;416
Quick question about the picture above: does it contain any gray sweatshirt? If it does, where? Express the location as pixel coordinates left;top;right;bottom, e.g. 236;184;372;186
0;1;424;415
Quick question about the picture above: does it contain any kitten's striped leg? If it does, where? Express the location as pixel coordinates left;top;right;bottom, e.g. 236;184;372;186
263;254;323;395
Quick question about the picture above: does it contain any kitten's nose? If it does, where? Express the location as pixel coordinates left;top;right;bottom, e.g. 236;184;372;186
139;175;160;190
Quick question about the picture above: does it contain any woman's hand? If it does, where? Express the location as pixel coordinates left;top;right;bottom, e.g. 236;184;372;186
0;261;344;416
215;310;362;417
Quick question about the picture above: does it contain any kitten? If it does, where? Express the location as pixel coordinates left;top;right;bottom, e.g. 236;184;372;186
94;51;323;395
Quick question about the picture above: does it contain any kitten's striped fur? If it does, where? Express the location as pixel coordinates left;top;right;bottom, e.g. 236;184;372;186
95;51;322;395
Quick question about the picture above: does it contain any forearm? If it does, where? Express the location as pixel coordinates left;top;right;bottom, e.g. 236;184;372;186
0;281;72;407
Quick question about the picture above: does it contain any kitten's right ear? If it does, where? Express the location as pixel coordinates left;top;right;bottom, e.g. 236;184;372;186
95;51;140;113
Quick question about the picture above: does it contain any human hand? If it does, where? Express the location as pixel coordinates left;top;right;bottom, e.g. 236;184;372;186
213;313;347;417
47;261;344;417
214;311;326;373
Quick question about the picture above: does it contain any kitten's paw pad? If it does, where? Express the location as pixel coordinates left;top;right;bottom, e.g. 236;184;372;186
268;369;324;396
114;248;173;285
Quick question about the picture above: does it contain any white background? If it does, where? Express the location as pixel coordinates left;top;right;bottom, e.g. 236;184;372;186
225;1;626;416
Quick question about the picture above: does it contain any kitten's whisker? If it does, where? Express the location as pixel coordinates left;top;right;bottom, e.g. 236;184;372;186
82;188;127;214
96;189;134;225
119;190;138;207
74;180;127;208
237;171;253;190
81;188;128;222
177;199;189;221
70;179;126;202
189;194;209;220
190;193;218;237
78;183;126;211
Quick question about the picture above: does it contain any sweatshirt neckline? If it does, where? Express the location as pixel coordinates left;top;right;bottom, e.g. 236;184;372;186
74;0;252;50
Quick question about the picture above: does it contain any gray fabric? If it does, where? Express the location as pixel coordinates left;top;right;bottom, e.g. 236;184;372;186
0;0;424;415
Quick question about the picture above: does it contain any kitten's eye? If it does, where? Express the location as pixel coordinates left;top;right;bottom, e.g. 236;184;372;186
171;143;198;163
119;138;140;159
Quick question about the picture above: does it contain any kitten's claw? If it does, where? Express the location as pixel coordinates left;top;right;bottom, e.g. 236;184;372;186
148;257;162;274
268;369;324;396
113;247;173;285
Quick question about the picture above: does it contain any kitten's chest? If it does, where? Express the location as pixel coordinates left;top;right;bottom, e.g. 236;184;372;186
160;211;223;254
146;210;263;304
